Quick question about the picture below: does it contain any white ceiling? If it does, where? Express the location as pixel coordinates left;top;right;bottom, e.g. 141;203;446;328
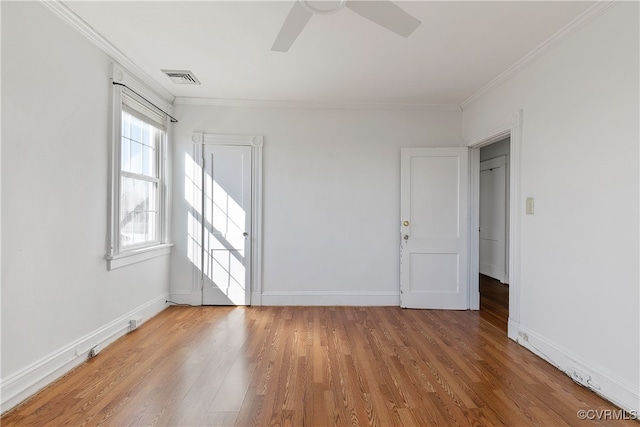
64;1;594;106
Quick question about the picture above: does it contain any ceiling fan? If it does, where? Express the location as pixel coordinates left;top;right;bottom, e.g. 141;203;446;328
271;0;421;52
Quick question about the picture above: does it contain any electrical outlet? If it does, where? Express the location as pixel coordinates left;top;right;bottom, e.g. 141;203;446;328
571;369;591;387
89;345;99;358
130;315;143;330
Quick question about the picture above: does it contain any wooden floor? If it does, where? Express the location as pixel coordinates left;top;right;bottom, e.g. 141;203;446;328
2;306;633;427
479;274;509;333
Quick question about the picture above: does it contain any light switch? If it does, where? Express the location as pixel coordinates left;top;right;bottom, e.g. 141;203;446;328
526;197;535;215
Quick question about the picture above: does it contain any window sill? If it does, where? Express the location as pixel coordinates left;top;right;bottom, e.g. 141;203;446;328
106;243;173;271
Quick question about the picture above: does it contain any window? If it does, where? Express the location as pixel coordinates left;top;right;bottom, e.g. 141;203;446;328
107;65;171;270
120;103;162;248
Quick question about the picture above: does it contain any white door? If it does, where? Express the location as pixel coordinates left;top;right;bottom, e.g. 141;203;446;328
479;156;508;282
202;144;252;305
400;147;469;309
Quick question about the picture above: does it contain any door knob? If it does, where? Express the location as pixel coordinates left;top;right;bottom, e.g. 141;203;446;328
243;232;249;237
403;220;410;227
403;234;409;240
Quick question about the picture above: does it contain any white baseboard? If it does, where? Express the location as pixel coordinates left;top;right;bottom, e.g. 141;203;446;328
251;291;262;306
168;290;399;307
507;318;520;341
0;293;169;414
260;291;400;306
513;324;639;413
169;290;202;306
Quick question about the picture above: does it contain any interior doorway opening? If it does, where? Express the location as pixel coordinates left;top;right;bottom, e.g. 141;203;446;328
477;137;510;333
467;110;522;341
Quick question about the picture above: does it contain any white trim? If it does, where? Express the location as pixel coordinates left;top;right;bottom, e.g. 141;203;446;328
189;140;204;301
112;63;172;116
468;148;481;310
107;79;122;258
106;243;173;271
461;1;617;111
465;110;522;326
197;133;264;306
107;63;173;267
514;324;640;413
39;0;174;104
0;294;169;414
176;97;461;112
168;290;203;306
507;318;520;342
202;133;264;146
463;111;520;148
251;292;263;306
261;291;400;306
37;0;616;114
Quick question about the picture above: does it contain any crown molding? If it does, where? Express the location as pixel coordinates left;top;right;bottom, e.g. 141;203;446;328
39;0;175;104
41;0;615;114
461;0;618;111
174;97;462;112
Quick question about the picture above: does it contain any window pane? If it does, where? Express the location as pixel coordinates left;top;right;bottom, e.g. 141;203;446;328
120;177;158;247
142;144;151;177
130;115;142;142
121;111;157;178
121;137;130;172
130;140;142;175
142;124;151;146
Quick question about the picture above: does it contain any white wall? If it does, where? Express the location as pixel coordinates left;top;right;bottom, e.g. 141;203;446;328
4;0;635;416
463;2;639;411
1;2;170;411
170;105;461;305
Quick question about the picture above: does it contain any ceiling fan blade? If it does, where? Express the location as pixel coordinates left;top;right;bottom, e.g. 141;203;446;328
345;0;421;38
271;1;314;52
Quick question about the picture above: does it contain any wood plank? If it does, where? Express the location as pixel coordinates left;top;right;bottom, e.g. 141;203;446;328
480;274;509;333
2;306;635;427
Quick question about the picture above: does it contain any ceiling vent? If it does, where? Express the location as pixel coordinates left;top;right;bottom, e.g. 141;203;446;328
161;69;201;85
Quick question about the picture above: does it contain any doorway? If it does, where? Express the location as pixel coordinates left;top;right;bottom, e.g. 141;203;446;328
191;132;264;306
465;111;522;340
478;138;510;330
478;138;510;331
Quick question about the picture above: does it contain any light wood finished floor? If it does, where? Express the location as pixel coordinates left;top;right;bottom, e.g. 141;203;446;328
2;306;634;427
479;274;509;333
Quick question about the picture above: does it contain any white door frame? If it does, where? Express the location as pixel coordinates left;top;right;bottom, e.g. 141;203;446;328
191;132;264;306
465;110;522;341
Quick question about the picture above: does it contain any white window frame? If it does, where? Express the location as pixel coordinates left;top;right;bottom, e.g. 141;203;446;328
107;63;172;270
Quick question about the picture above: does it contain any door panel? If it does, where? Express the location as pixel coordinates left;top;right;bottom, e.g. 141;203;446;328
400;147;469;309
409;253;459;292
410;156;460;237
202;144;252;305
